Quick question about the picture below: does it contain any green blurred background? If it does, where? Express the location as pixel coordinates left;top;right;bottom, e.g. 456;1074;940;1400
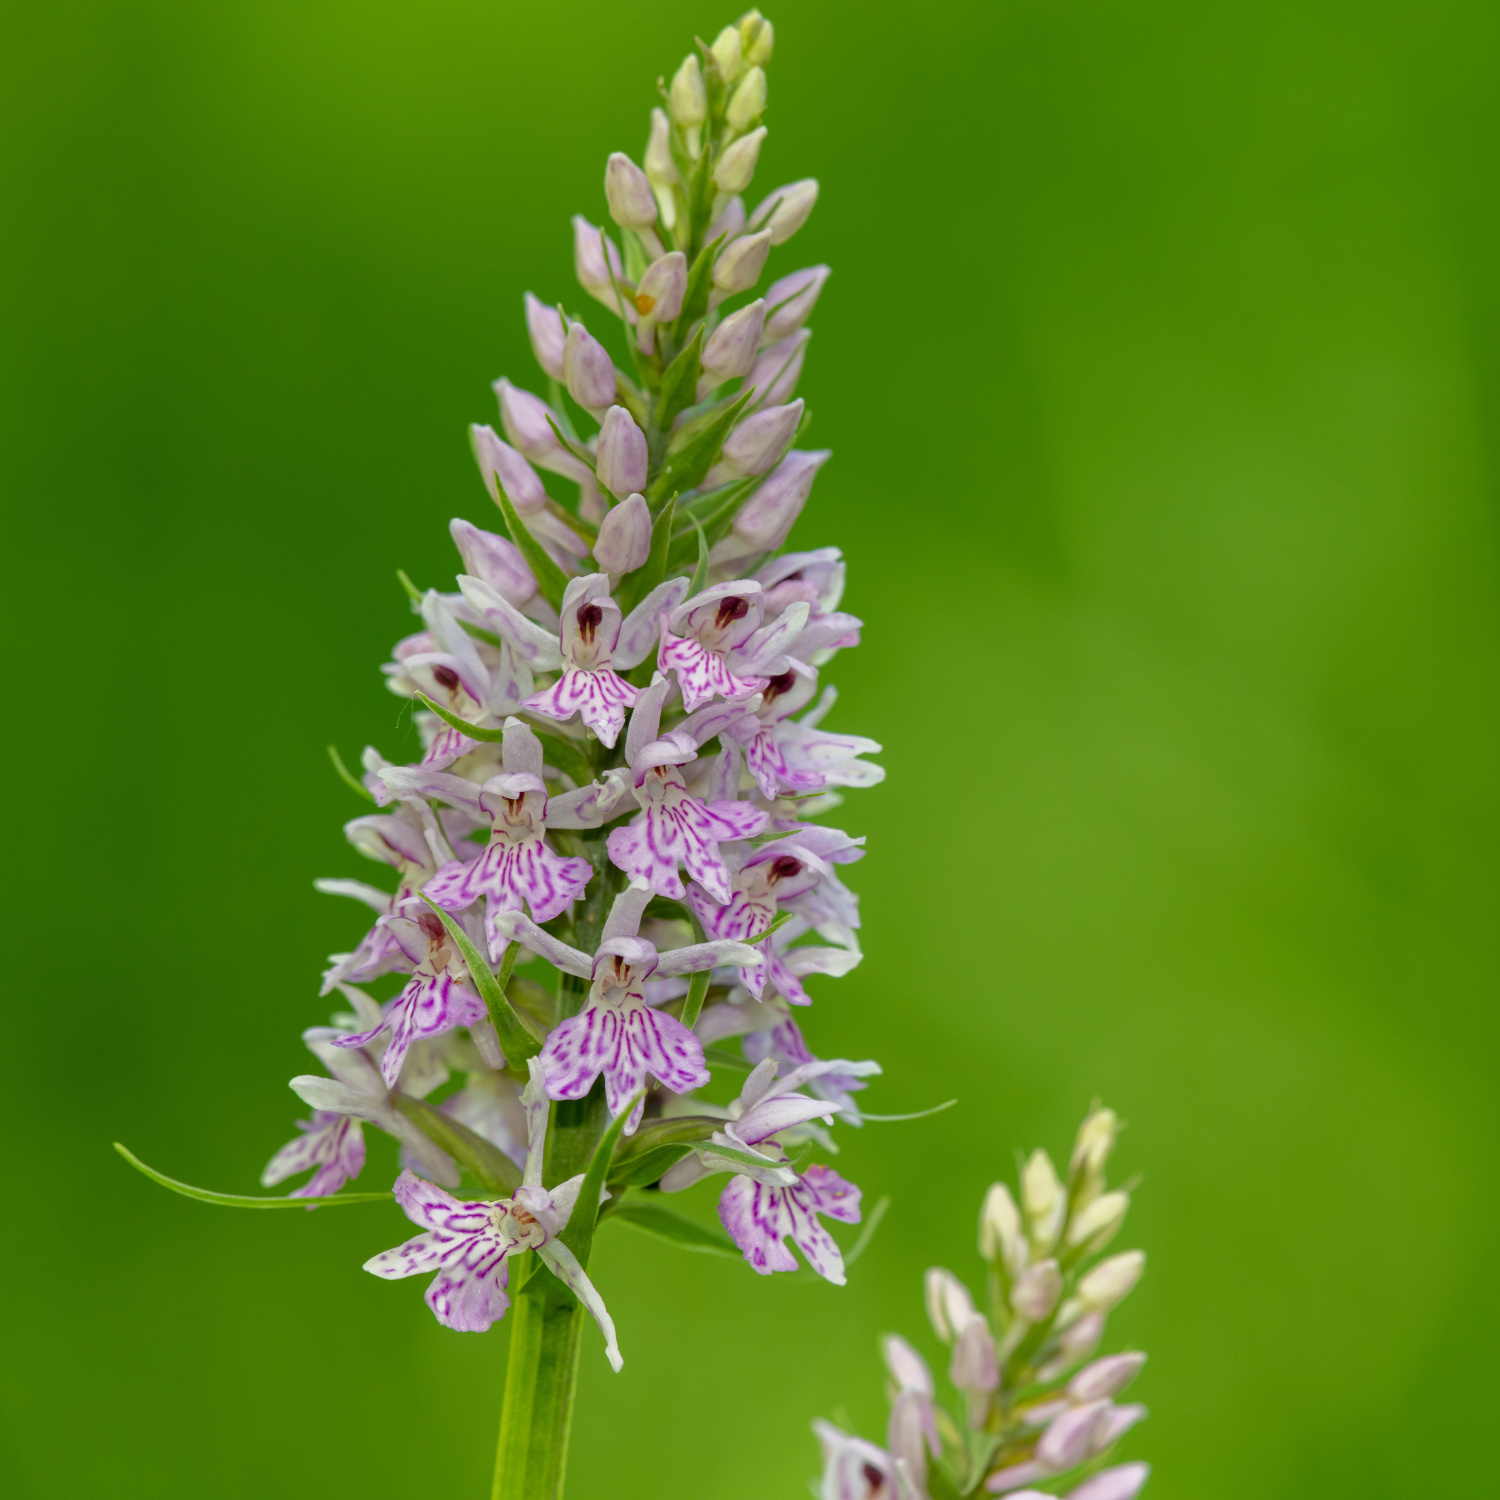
4;0;1499;1494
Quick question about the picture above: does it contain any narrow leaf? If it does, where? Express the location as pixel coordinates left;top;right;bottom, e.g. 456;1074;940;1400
703;1045;753;1073
559;1089;642;1268
843;1193;892;1269
114;1144;390;1210
545;414;599;477
607;1144;690;1187
655;324;705;434
327;745;375;803
648;388;756;502
525;725;596;788
745;909;793;944
416;692;506;743
417;895;542;1070
396;568;423;605
679;908;711;1029
687;511;710;596
491;474;571;612
395;1095;522;1196
607;1200;740;1257
859;1100;959;1123
672;232;725;342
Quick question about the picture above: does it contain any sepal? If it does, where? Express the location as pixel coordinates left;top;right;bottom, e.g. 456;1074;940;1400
114;1144;390;1209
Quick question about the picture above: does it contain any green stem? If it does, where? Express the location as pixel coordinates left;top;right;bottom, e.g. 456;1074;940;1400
491;1256;585;1500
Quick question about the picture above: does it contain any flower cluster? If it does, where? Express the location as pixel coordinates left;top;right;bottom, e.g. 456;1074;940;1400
810;1107;1151;1500
264;7;893;1368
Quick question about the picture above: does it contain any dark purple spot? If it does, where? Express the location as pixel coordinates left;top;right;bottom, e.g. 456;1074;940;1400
763;670;796;700
769;855;802;882
432;665;461;691
714;596;750;628
861;1463;886;1492
576;602;604;641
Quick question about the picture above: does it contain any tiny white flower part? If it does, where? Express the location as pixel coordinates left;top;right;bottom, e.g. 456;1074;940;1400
364;1062;622;1368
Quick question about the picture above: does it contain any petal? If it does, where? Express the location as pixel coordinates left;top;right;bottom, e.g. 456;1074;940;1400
718;1175;798;1275
424;1253;513;1332
536;1240;623;1371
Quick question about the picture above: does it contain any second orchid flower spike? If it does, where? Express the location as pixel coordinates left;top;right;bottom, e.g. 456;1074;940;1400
493;880;765;1132
459;571;688;747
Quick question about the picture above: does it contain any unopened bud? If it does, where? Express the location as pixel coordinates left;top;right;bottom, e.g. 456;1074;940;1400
720;398;802;476
764;264;830;341
1088;1403;1147;1456
746;329;809;408
1010;1258;1062;1323
731;447;829;551
472;414;548;507
726;65;767;131
1038;1310;1105;1381
923;1267;975;1343
604;152;658;232
1066;1463;1151;1500
669;54;706;127
1036;1401;1107;1473
950;1316;999;1425
714;125;767;194
881;1334;933;1397
713;217;751;273
1022;1149;1065;1250
595;405;647;497
523;292;566;380
635;251;687;323
713;228;772;295
572;215;634;318
645;107;680;187
979;1182;1027;1272
739;9;774;66
449;517;536;604
1076;1251;1145;1313
701;298;766;381
887;1388;935;1491
563;321;617;411
749;177;818;245
710;24;743;83
592;491;651;574
1066;1190;1129;1252
1068;1352;1146;1404
1071;1106;1120;1188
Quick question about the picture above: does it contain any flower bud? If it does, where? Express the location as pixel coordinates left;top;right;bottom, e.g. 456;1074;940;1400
923;1267;975;1343
635;251;687;323
701;298;766;381
1036;1310;1104;1381
727;65;767;131
707;194;747;246
887;1388;936;1492
712;227;772;294
749;177;819;245
764;264;830;341
710;24;743;83
720;398;802;476
669;54;706;126
1036;1401;1107;1473
1068;1352;1146;1404
882;1334;934;1399
1066;1190;1129;1252
572;215;634;318
595;405;647;497
604;152;657;232
1010;1258;1062;1323
471;416;547;508
714;125;767;194
746;329;809;408
950;1316;999;1426
1076;1251;1145;1312
563;321;617;411
739;9;774;65
731;447;829;551
1022;1149;1065;1250
1066;1463;1150;1500
1088;1403;1147;1456
979;1181;1027;1271
645;107;680;187
523;292;566;380
592;491;651;574
448;517;536;604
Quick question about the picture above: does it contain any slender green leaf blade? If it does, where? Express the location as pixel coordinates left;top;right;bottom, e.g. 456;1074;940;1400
327;744;375;802
672;232;725;342
608;1200;740;1257
416;692;506;742
395;1095;522;1196
559;1089;642;1268
114;1144;390;1209
649;388;756;501
491;475;571;612
655;324;705;434
843;1193;892;1269
418;895;542;1069
860;1100;959;1123
687;511;710;596
607;1144;690;1187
